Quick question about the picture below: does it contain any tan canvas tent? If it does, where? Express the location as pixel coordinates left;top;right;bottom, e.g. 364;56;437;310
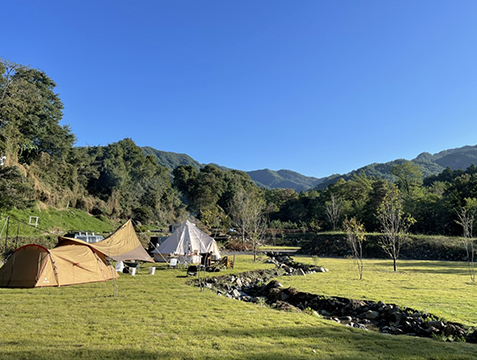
0;243;118;288
58;220;154;263
0;219;152;288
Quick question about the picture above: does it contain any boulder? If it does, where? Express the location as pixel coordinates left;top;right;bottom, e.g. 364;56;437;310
365;310;380;320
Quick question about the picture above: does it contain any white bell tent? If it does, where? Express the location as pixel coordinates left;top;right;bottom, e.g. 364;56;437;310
152;220;221;263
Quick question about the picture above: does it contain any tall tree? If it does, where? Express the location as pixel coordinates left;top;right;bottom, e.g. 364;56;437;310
325;193;342;231
391;161;423;196
0;59;75;165
377;186;415;271
0;166;33;211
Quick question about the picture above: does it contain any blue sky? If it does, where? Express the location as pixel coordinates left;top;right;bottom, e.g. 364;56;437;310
3;1;477;178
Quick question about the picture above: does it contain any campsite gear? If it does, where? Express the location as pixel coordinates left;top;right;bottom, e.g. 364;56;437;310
187;265;198;276
0;220;152;288
148;267;156;275
115;261;125;272
169;258;178;269
200;252;212;267
152;220;220;263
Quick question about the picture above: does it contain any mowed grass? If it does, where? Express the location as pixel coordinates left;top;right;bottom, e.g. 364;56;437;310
282;257;477;325
0;256;476;360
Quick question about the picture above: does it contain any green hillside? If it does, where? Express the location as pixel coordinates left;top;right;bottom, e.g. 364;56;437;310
142;147;201;170
247;169;323;192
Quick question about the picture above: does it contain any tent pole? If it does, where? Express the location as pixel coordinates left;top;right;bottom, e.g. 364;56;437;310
15;220;20;249
4;216;9;258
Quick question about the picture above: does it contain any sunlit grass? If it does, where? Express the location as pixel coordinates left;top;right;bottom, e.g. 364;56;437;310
0;256;476;359
284;256;477;325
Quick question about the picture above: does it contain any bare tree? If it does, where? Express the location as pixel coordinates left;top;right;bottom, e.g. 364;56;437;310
344;217;366;279
229;189;267;261
378;186;415;272
228;189;248;244
325;193;342;231
455;199;477;283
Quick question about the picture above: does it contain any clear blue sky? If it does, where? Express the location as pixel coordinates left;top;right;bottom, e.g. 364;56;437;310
3;1;477;178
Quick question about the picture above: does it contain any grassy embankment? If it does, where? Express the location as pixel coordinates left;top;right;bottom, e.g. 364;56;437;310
1;255;476;359
0;208;120;256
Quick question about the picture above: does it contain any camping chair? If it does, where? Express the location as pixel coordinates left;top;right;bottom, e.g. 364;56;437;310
169;258;178;269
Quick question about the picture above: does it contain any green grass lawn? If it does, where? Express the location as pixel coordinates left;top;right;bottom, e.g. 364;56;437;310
1;256;476;359
284;257;477;325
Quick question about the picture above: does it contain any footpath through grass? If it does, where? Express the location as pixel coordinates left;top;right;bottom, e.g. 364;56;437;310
1;256;476;359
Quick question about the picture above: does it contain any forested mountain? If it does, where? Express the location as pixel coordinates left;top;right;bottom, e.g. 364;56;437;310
315;145;477;190
247;169;323;192
142;147;324;191
143;145;477;192
142;147;201;171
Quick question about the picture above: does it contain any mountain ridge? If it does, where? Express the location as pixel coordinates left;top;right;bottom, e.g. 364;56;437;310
142;144;477;192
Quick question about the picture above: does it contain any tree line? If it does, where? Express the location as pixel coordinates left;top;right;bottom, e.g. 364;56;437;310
1;59;476;243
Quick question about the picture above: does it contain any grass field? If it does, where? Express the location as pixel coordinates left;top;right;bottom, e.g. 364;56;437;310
1;256;476;359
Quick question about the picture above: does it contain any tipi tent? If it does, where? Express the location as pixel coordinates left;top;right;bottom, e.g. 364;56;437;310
152;220;220;262
0;219;152;288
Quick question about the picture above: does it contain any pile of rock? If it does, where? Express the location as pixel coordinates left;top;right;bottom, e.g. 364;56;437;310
263;252;328;276
194;254;476;343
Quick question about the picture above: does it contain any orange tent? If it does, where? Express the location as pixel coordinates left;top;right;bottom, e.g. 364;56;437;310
0;220;152;288
0;243;117;288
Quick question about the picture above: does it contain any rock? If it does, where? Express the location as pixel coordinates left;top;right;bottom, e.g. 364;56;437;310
353;323;367;330
265;280;283;290
391;311;402;325
267;288;282;302
365;310;380;320
426;320;444;330
274;300;299;312
280;292;290;301
339;316;353;325
296;268;306;276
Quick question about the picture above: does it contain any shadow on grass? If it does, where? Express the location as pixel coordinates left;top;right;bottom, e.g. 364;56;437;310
3;324;476;360
373;260;473;275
